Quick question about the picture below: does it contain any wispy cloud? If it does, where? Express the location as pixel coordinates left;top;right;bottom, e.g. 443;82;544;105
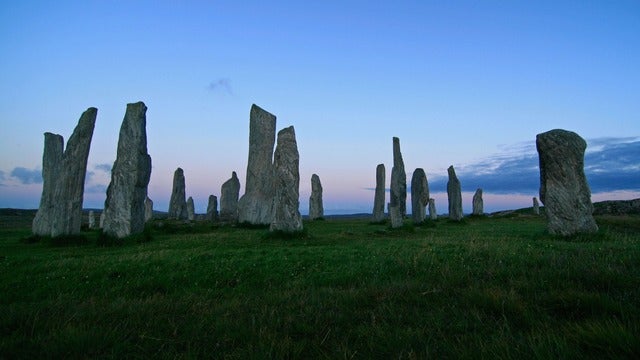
10;167;42;184
95;163;111;172
208;78;232;94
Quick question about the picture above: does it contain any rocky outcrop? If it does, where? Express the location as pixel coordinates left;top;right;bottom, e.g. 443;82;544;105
270;126;303;232
447;166;463;221
238;104;277;225
372;164;386;222
103;102;152;239
537;129;598;235
186;197;195;221
411;168;429;223
472;188;483;215
168;168;187;220
309;174;324;220
206;195;218;221
220;172;240;222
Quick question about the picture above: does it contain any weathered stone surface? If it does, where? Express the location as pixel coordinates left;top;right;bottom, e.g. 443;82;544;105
372;164;386;222
88;211;96;229
238;104;276;225
533;197;540;215
145;196;153;222
428;198;437;220
99;211;105;228
168;168;187;220
206;195;218;221
390;137;407;218
447;165;463;221
411;168;430;223
220;172;240;222
270;126;303;232
33;107;97;237
472;188;483;215
389;205;403;228
186;196;195;221
536;129;598;235
309;174;324;220
103;102;152;239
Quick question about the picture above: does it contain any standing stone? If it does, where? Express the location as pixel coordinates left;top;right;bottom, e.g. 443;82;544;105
447;165;463;221
168;168;187;220
99;211;105;228
536;129;598;235
389;205;403;228
88;211;96;229
270;126;303;232
309;174;324;220
103;102;152;239
220;172;240;222
428;198;437;220
472;188;484;215
145;196;153;222
533;197;540;215
411;168;430;223
32;133;63;236
390;137;407;218
372;164;386;222
33;107;97;237
186;196;195;221
238;104;277;225
206;195;218;221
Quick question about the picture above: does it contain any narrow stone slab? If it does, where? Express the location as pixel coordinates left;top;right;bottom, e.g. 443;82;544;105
206;195;218;222
411;168;429;223
428;198;437;220
270;126;303;232
447;165;463;221
309;174;324;220
472;188;483;215
32;133;64;236
145;196;153;222
186;196;195;221
168;168;187;220
390;137;407;218
220;172;240;222
372;164;386;222
533;197;540;215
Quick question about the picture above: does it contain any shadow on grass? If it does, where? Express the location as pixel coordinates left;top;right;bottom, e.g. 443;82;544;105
97;227;153;247
21;233;89;246
262;228;310;240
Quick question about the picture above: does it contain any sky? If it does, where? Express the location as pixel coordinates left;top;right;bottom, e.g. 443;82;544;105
1;0;639;215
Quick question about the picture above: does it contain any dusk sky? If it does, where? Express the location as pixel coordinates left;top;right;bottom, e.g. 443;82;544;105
1;1;639;215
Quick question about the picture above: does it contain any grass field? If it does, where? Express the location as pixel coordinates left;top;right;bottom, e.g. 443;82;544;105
1;212;639;359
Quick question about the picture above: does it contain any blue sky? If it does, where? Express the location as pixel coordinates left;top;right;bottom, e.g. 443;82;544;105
1;1;639;214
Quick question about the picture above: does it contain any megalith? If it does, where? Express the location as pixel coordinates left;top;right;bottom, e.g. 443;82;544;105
144;196;153;222
447;165;463;221
533;197;540;215
411;168;429;223
206;195;218;222
472;188;483;215
238;104;277;225
270;126;303;232
220;172;240;222
33;107;97;237
536;129;598;235
99;211;105;228
186;196;195;221
390;137;407;218
103;102;152;239
309;174;324;220
372;164;386;222
428;198;437;220
168;168;187;220
88;211;96;229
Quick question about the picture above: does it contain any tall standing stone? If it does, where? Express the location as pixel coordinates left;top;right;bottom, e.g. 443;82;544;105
533;197;540;215
536;129;598;235
238;104;277;225
270;126;303;232
428;198;437;220
372;164;386;222
186;196;195;221
309;174;324;220
472;188;484;215
145;196;153;222
99;211;105;228
206;195;218;221
390;137;407;218
33;107;97;237
220;172;240;222
447;165;463;221
88;211;96;229
103;102;152;239
411;168;429;223
168;168;187;220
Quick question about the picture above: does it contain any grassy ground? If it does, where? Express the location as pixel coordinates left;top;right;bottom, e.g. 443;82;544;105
1;213;639;359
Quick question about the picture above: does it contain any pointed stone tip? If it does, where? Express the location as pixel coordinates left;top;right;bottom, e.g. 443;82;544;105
176;167;183;173
232;171;237;178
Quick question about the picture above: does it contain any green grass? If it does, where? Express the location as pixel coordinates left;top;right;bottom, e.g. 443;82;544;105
1;215;639;358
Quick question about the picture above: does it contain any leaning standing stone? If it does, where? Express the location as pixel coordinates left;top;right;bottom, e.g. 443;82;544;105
390;137;407;218
270;126;303;232
220;172;240;222
309;174;324;220
186;197;195;221
372;164;386;222
168;168;187;220
428;198;437;220
536;129;598;235
472;188;483;215
447;165;463;221
145;196;153;222
206;195;218;222
103;102;152;239
411;168;429;223
533;197;540;215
